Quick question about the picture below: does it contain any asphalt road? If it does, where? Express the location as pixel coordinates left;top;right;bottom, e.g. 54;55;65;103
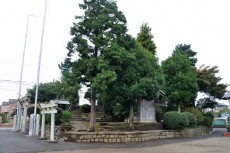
0;128;227;153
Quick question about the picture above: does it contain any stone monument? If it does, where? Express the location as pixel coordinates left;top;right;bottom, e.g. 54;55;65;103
140;99;156;122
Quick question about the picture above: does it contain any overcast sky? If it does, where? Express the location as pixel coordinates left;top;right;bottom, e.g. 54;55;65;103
0;0;230;105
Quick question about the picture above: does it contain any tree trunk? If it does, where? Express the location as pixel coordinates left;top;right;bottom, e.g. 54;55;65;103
177;103;181;113
129;101;134;130
88;96;96;132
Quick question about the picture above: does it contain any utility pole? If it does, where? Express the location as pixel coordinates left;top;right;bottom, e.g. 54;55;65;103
33;0;48;135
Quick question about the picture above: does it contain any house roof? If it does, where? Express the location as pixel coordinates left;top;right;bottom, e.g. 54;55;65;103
223;91;230;100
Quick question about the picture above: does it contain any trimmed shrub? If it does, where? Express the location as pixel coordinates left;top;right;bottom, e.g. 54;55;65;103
184;107;204;124
184;112;197;127
163;111;189;130
62;111;73;125
80;104;91;113
0;113;7;123
155;107;163;122
226;123;230;132
202;116;213;127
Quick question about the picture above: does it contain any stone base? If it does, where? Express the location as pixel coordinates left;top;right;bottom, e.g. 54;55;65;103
48;140;58;143
39;137;47;140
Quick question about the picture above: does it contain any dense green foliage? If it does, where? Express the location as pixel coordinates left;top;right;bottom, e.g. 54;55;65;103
0;113;7;123
184;107;204;124
196;65;227;99
175;44;197;66
28;81;79;104
202;116;213;127
196;97;218;111
163;111;189;130
62;111;73;125
203;112;214;119
162;51;198;111
80;104;91;113
183;112;197;127
137;23;156;55
226;123;230;132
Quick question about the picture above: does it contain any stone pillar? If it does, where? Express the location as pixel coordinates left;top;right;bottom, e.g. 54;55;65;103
0;117;2;126
50;112;55;141
35;114;40;136
22;103;28;133
40;111;46;139
29;114;34;136
16;106;22;131
12;115;17;131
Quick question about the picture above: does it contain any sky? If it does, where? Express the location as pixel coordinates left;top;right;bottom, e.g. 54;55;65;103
0;0;230;105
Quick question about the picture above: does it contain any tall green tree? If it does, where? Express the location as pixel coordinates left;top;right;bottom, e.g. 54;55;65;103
162;50;198;112
175;44;197;66
137;23;157;55
196;65;227;99
60;0;130;131
102;43;163;129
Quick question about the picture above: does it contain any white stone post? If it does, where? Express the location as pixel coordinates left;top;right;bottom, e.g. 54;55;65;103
16;107;22;131
40;111;46;139
35;114;40;136
12;115;17;131
22;103;28;133
29;114;34;136
50;112;55;141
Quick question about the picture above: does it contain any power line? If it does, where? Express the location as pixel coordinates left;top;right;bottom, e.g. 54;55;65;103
0;79;35;84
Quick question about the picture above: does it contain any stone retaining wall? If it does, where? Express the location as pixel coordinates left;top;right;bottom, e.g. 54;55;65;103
63;127;211;143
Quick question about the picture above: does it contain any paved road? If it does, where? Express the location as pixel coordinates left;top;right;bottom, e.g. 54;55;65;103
0;128;228;153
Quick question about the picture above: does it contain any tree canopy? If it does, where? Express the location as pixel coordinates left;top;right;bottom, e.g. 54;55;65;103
175;44;197;66
137;23;157;55
162;50;198;112
196;65;227;99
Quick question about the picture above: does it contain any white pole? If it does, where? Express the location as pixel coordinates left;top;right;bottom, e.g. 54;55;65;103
50;112;55;141
29;114;34;136
16;15;30;131
22;103;28;133
33;0;48;135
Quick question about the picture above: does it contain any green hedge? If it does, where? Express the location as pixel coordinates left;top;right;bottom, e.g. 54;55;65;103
0;113;7;123
183;112;197;127
184;107;204;124
202;116;213;127
163;111;189;130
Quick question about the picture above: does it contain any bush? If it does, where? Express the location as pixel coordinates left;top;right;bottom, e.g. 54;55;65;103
183;112;197;127
80;104;91;113
62;111;73;125
163;111;189;130
0;113;7;123
203;112;214;119
202;116;213;127
226;123;230;132
184;107;204;124
155;107;163;122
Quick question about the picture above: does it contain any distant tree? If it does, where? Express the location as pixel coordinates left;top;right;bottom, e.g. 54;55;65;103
137;23;157;55
28;81;63;103
175;44;197;66
162;50;198;112
60;0;130;132
196;97;218;112
196;65;227;99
